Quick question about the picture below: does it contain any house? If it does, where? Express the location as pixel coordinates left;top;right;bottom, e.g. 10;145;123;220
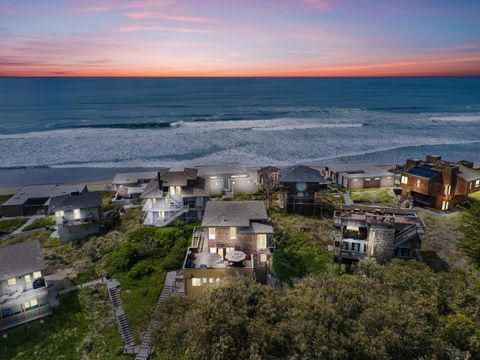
1;184;87;218
182;201;274;296
400;155;480;211
48;192;104;242
112;171;157;203
0;240;56;331
261;165;329;215
320;163;395;189
141;167;209;227
331;205;425;263
196;163;259;196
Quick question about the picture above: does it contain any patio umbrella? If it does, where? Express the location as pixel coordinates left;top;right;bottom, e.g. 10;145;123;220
225;250;246;262
198;252;223;267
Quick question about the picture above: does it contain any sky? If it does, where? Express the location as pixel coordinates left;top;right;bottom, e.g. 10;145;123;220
1;0;480;77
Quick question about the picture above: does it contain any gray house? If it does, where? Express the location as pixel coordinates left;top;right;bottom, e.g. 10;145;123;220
112;171;158;203
0;240;55;331
320;163;395;189
196;163;259;196
48;192;104;242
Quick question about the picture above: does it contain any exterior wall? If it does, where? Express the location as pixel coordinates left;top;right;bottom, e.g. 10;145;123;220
57;223;103;242
183;267;254;297
1;205;24;217
207;227;257;255
368;227;395;262
55;206;103;242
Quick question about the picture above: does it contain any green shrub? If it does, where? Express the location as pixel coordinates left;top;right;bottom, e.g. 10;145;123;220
0;218;27;234
107;242;142;273
458;198;480;267
23;216;56;231
129;260;154;279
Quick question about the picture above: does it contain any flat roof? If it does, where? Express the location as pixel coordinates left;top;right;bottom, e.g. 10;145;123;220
458;165;480;182
112;172;157;185
196;163;249;177
2;183;87;207
0;240;46;281
325;163;394;178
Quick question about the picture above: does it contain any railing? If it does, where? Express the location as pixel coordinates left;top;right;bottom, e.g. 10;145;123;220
394;225;418;246
0;303;52;331
61;217;98;226
332;248;366;260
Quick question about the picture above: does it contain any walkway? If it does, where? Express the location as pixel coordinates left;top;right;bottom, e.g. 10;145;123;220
11;215;43;235
106;279;135;348
342;192;354;205
58;277;105;295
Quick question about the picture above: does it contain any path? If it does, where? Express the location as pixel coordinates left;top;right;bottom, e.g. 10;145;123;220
11;215;43;235
58;277;106;295
342;192;354;205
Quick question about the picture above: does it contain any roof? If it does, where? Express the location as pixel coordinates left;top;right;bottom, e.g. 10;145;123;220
197;163;249;177
0;240;46;281
48;192;102;213
325;163;394;178
458;165;480;182
112;172;157;185
406;164;440;179
202;201;268;227
159;167;198;186
279;165;325;183
2;184;87;207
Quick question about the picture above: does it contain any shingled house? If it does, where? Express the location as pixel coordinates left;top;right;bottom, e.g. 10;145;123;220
141;167;209;227
400;155;480;211
331;205;425;263
0;240;56;331
48;192;104;242
259;165;328;215
196;163;259;196
112;171;157;203
182;201;274;296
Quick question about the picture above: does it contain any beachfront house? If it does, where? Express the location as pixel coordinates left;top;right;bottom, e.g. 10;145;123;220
141;167;209;227
112;171;157;204
48;192;104;242
330;205;425;263
0;240;56;331
320;163;395;189
182;201;274;296
272;165;329;215
197;163;259;196
400;155;480;211
1;184;87;218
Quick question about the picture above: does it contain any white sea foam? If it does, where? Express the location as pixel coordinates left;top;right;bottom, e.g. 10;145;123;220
429;115;480;122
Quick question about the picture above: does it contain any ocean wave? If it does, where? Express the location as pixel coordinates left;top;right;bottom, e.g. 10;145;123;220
429;115;480;122
63;122;172;130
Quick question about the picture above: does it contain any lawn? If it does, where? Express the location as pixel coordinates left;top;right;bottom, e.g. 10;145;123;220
0;287;125;360
350;188;397;206
0;218;27;235
22;216;56;232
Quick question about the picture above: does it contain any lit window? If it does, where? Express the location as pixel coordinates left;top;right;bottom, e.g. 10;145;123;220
416;179;421;188
209;278;215;284
260;254;267;263
158;211;165;219
229;227;237;240
175;186;182;195
374;177;381;181
208;227;216;240
24;274;31;283
7;278;16;286
73;209;81;220
216;278;221;284
192;278;201;287
55;210;64;217
33;271;42;279
476;180;480;187
202;278;208;284
365;178;371;181
401;176;408;184
257;234;267;249
442;201;449;211
444;184;451;195
352;179;358;182
226;247;235;254
152;198;157;205
30;298;38;307
209;247;217;254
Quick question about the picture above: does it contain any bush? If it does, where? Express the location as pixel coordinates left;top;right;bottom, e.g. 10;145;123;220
129;260;154;279
107;242;142;273
23;216;56;231
0;218;27;234
458;198;480;267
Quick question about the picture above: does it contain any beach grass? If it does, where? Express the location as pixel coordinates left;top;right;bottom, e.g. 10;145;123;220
0;218;27;235
22;216;56;232
350;187;397;206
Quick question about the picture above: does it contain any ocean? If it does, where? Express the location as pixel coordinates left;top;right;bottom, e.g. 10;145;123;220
0;77;479;187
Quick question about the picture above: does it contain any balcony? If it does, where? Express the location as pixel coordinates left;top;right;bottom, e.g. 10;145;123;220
0;303;52;331
331;248;366;260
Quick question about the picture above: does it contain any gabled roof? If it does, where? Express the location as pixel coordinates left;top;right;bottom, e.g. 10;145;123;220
2;184;87;207
48;192;102;213
458;165;480;182
0;240;46;281
159;167;198;186
139;179;161;199
279;165;325;183
202;201;268;227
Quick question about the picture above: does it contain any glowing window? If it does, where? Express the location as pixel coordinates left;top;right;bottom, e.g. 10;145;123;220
401;176;408;184
202;278;208;284
24;274;31;282
208;227;216;240
73;209;81;220
229;227;237;240
209;278;215;284
260;253;267;263
7;278;16;286
33;271;42;279
257;234;267;249
192;278;201;287
55;210;64;217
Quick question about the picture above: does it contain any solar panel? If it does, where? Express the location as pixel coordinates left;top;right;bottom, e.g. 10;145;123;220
407;165;439;179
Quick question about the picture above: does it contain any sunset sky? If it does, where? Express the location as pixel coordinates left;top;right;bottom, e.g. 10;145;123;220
1;0;480;77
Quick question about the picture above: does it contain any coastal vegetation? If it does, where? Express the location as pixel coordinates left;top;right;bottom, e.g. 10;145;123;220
349;187;397;206
22;216;56;232
0;218;27;235
151;260;480;360
458;197;480;268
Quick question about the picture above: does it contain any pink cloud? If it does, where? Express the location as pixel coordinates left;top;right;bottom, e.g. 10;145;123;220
119;24;216;33
302;0;333;11
124;11;214;23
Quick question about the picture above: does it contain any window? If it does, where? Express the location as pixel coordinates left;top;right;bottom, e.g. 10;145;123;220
351;243;360;251
152;198;156;205
202;278;208;285
216;278;221;284
442;201;449;211
73;209;81;220
23;298;38;310
208;227;216;240
352;179;358;182
158;211;165;218
7;278;16;286
55;210;64;217
365;178;371;181
24;274;31;283
170;186;182;195
476;180;480;188
260;253;267;263
192;278;201;287
416;179;421;188
33;271;42;279
374;177;381;181
229;227;237;240
169;186;175;196
226;247;235;254
209;247;217;254
444;184;451;195
257;234;267;249
209;278;215;284
401;176;408;184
